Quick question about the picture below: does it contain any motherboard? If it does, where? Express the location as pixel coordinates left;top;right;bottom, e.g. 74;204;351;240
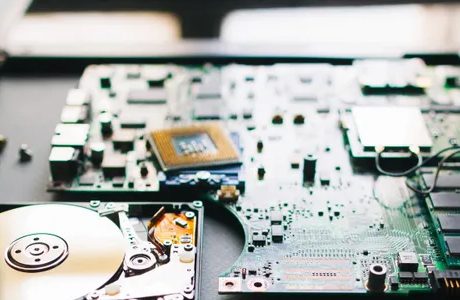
46;59;460;297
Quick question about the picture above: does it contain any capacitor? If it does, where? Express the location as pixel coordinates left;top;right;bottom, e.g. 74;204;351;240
272;114;283;125
90;142;105;166
99;113;113;135
257;166;266;180
367;263;387;292
302;154;317;183
163;240;172;257
140;162;149;177
293;114;305;125
256;140;263;152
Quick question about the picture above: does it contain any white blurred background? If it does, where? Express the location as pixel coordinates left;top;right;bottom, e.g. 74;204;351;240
1;0;459;56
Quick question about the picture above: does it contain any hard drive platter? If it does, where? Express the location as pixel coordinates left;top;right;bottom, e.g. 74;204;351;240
0;202;203;300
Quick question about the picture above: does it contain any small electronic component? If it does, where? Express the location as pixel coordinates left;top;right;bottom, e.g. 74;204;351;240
398;272;428;284
89;142;105;166
257;166;265;180
120;114;146;129
445;237;460;256
271;225;283;243
150;123;240;171
423;173;460;190
112;129;136;152
52;124;89;150
398;272;414;284
389;276;399;290
252;232;266;247
430;193;460;209
127;89;167;104
413;272;429;284
101;154;127;178
293;114;305;125
159;167;244;192
437;214;460;233
60;106;88;123
398;252;419;272
149;210;196;245
270;211;283;225
303;154;317;183
98;112;113;135
174;217;188;228
272;114;283;124
429;270;460;294
217;185;240;202
355;59;428;95
49;147;79;182
193;98;223;120
193;72;222;100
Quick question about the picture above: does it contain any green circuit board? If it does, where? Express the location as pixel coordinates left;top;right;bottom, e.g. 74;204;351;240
46;60;460;297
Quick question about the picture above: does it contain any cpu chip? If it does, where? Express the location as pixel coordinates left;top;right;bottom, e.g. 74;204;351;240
150;123;240;171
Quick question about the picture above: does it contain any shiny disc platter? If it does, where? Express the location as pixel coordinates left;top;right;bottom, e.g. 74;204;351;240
0;204;125;300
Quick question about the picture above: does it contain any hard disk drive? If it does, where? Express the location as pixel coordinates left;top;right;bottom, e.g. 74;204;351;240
0;201;203;300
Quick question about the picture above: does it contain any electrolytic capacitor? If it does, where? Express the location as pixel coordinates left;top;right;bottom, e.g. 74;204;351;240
99;113;113;135
303;154;317;183
163;240;172;257
90;142;105;166
256;140;263;152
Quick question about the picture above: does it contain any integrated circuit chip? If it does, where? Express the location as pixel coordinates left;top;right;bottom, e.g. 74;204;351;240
438;214;460;233
430;193;460;209
127;89;167;104
150;123;240;171
445;237;460;256
352;107;432;151
423;173;460;190
398;252;419;272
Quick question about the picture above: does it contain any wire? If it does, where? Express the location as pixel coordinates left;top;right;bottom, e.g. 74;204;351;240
374;145;460;177
405;148;460;195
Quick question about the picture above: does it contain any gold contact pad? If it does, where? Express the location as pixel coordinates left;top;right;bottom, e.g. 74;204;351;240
150;213;196;245
150;123;239;170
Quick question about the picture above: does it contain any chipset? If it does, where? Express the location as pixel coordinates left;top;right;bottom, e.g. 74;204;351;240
149;123;240;171
342;106;433;163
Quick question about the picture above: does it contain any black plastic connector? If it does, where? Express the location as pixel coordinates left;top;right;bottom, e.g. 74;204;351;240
429;270;460;296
